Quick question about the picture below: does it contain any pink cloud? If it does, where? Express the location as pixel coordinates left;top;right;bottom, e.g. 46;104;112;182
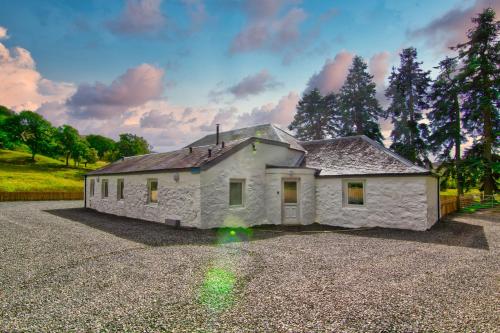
0;26;8;40
229;0;306;54
368;51;391;108
409;0;500;51
228;70;282;99
107;0;166;36
236;92;299;127
67;64;164;119
306;51;354;95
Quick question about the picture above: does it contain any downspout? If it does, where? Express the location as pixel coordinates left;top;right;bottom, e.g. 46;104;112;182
437;176;440;221
84;175;87;208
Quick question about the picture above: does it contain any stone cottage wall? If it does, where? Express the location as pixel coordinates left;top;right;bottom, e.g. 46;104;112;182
199;143;303;228
315;176;437;231
86;171;201;228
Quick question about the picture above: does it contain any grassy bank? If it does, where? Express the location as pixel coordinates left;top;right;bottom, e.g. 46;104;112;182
0;149;106;192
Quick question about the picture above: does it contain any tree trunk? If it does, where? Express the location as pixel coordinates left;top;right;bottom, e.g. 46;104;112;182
66;153;70;166
31;151;36;162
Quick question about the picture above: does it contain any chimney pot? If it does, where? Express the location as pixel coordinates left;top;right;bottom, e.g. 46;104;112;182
208;148;212;157
222;141;225;148
189;147;193;153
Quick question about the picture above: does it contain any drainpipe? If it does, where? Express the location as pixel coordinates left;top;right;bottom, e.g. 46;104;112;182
437;176;440;221
84;175;87;208
216;124;220;145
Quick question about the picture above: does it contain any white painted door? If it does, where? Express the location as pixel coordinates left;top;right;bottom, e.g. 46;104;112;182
283;180;299;224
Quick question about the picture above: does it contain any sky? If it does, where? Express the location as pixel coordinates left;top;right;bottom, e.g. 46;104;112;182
0;0;498;151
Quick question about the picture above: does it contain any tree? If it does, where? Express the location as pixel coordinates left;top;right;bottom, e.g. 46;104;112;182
289;88;332;140
385;47;431;166
0;105;16;149
56;125;80;166
453;8;500;195
86;134;116;160
338;56;384;143
70;139;90;167
427;57;466;197
83;147;98;167
5;111;55;161
116;133;151;158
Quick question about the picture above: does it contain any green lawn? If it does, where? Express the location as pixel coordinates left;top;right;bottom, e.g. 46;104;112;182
0;149;107;192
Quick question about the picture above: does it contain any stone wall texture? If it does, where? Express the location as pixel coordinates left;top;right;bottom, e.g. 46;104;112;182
86;172;201;227
315;176;438;231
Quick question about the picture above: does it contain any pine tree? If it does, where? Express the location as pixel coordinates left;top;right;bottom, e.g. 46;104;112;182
289;88;331;140
385;47;431;166
338;56;384;143
453;8;500;195
428;57;465;199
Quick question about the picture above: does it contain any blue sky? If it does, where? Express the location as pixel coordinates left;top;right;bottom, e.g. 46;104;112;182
0;0;497;151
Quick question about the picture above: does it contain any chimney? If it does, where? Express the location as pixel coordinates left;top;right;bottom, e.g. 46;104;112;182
221;141;225;148
189;147;193;153
208;148;212;157
216;124;220;145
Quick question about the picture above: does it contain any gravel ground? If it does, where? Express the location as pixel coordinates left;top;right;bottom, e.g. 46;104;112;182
0;201;498;332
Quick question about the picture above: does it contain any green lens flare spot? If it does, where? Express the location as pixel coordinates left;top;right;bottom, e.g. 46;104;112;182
229;230;236;236
199;267;236;312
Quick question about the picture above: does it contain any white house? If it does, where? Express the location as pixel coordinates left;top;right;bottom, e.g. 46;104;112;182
85;124;439;231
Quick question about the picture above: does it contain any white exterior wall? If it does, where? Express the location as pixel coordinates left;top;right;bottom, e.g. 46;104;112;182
315;176;438;231
426;176;439;228
199;143;303;228
85;171;202;227
265;168;316;225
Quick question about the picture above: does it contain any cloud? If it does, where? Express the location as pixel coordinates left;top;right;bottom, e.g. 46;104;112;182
229;0;306;55
67;64;164;119
368;51;391;107
107;0;166;36
140;109;176;128
236;92;299;127
228;70;282;99
0;41;75;112
408;0;500;51
305;51;354;95
0;26;8;40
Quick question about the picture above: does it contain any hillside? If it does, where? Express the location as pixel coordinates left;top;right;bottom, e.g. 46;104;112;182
0;149;107;192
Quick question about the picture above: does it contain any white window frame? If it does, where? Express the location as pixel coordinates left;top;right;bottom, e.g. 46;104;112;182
89;179;95;197
343;179;366;207
101;179;109;199
229;179;245;208
117;178;124;200
147;178;158;204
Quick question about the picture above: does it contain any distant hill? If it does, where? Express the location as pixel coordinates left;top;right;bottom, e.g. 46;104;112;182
0;149;107;192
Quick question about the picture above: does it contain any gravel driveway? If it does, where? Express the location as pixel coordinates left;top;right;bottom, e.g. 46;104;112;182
0;201;498;332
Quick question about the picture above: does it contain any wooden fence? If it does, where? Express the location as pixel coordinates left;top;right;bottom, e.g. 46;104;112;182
0;191;83;202
440;195;459;218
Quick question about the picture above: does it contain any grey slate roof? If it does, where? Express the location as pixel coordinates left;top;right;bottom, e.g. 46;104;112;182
187;124;305;151
87;138;255;175
300;135;430;176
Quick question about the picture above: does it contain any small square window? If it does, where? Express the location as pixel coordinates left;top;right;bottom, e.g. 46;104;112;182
229;180;244;206
117;179;124;200
101;179;109;198
148;179;158;204
89;179;95;197
346;181;364;205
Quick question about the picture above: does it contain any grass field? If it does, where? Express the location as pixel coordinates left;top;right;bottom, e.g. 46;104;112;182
0;149;107;192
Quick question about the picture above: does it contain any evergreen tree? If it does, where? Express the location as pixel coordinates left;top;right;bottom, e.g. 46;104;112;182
338;56;384;143
323;92;343;138
453;8;499;195
385;47;431;166
427;57;465;196
289;88;331;140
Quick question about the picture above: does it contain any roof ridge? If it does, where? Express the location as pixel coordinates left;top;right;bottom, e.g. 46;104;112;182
359;135;429;171
300;135;364;144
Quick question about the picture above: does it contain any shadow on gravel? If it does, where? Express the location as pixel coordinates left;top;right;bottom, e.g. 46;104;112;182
44;208;282;247
343;220;489;250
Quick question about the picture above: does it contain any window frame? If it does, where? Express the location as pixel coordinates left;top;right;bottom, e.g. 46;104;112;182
229;179;245;208
117;178;124;201
89;179;95;197
343;179;366;207
101;179;109;199
147;178;158;204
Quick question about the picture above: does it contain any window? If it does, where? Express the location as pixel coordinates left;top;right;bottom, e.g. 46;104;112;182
229;179;244;207
117;179;124;200
283;181;297;204
90;179;95;197
345;181;364;205
101;179;109;198
148;179;158;204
